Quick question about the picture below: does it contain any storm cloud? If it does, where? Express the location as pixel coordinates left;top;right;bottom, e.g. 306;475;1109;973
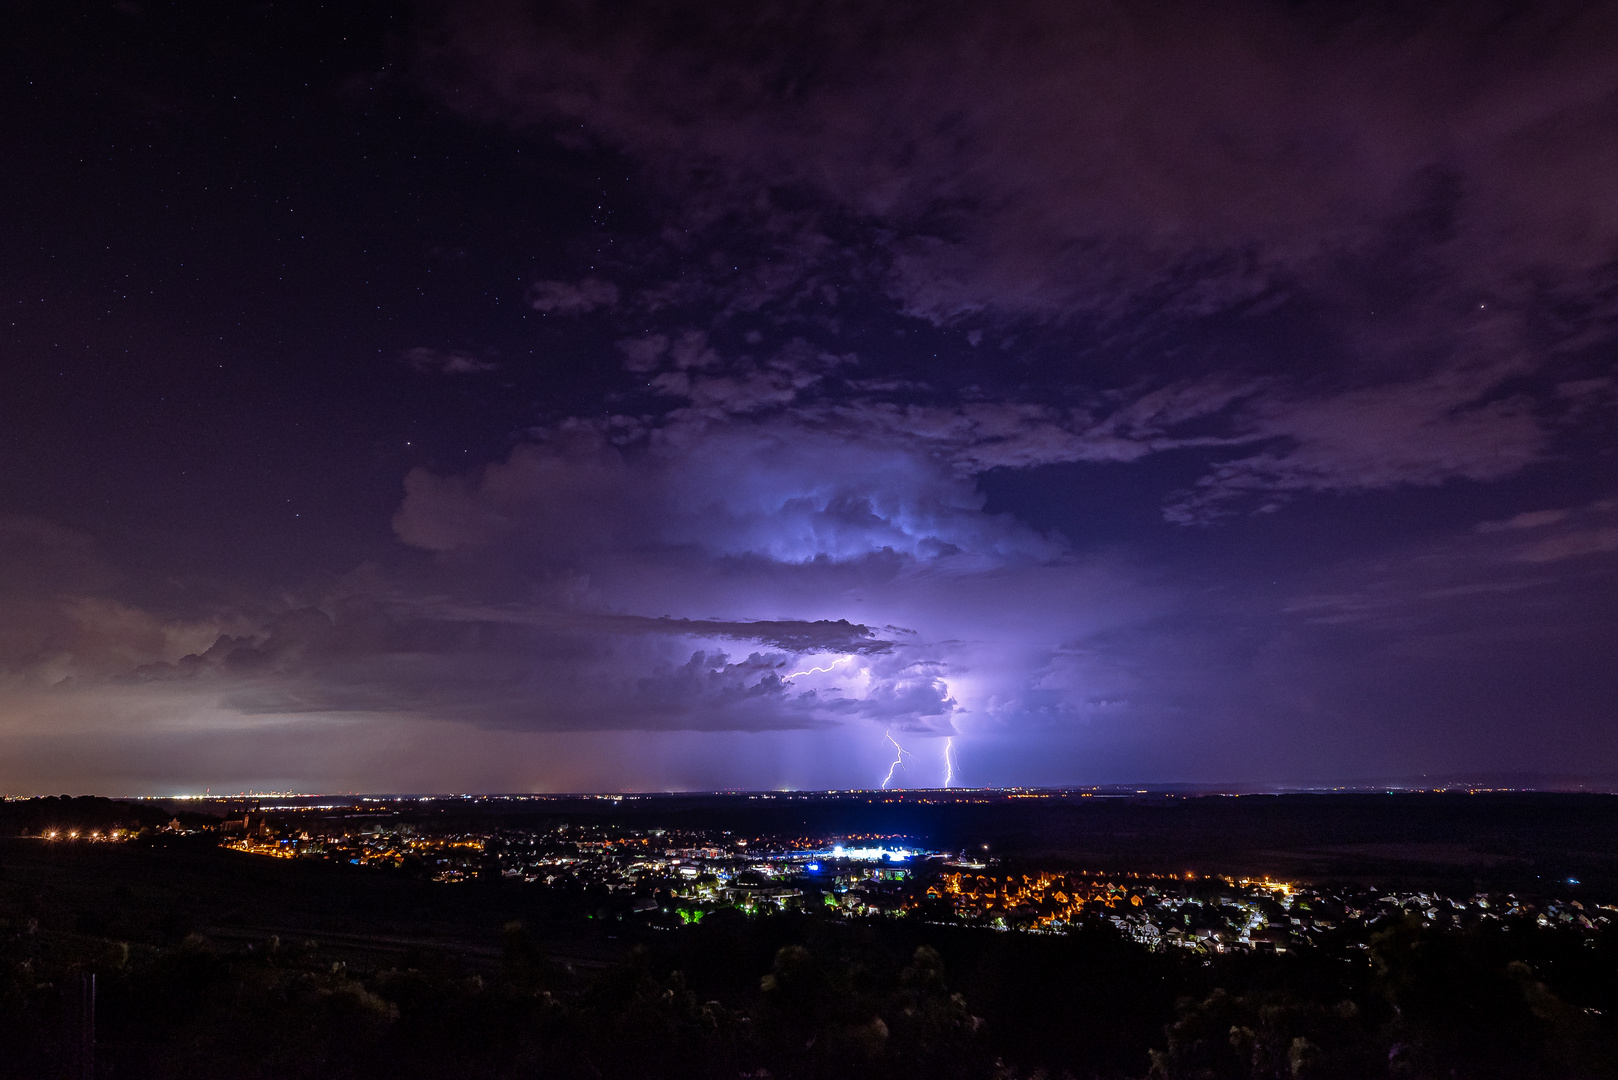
1;1;1615;792
426;0;1618;517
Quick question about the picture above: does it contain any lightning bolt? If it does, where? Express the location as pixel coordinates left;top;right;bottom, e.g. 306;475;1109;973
943;736;956;787
785;656;850;678
881;730;911;789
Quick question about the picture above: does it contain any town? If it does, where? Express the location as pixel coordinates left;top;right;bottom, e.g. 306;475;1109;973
117;799;1608;954
6;791;1616;1079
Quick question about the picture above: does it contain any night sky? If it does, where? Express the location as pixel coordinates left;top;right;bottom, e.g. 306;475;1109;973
4;1;1618;794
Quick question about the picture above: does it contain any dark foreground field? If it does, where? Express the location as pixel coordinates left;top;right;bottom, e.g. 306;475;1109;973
2;793;1617;1079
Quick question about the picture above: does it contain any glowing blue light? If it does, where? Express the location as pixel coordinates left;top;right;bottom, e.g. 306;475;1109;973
833;846;911;862
806;862;820;871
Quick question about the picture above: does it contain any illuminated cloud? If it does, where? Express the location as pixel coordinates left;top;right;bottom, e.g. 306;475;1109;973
3;1;1617;793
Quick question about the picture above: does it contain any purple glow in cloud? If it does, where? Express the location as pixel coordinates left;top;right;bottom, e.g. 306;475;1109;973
2;1;1617;793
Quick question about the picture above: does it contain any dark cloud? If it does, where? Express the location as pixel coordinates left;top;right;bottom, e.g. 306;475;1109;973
121;597;909;734
402;346;498;375
1285;499;1618;632
430;0;1618;310
0;517;230;689
423;0;1618;519
1501;500;1618;564
526;277;621;314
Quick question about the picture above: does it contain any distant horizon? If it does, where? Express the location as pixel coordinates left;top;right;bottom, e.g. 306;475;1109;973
13;772;1618;803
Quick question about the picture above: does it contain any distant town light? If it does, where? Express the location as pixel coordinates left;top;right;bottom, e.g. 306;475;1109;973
834;846;911;861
